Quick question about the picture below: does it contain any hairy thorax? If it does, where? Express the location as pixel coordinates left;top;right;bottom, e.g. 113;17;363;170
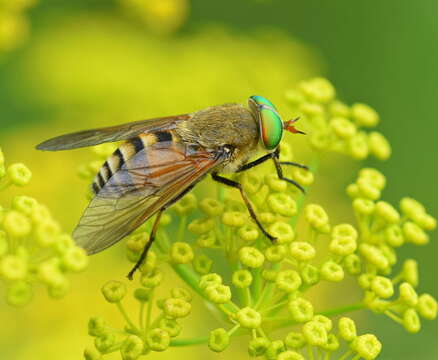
175;103;260;173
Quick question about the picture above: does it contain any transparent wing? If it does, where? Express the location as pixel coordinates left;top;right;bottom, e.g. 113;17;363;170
36;114;191;151
73;140;224;254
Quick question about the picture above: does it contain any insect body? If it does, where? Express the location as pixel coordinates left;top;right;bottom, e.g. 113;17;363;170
37;96;307;279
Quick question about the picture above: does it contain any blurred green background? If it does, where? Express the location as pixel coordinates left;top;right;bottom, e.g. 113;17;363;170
1;0;437;359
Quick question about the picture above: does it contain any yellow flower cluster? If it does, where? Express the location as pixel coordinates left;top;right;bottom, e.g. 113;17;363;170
286;78;391;160
80;78;436;359
0;146;88;306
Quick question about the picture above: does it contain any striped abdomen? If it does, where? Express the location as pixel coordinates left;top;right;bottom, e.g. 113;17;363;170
91;130;175;195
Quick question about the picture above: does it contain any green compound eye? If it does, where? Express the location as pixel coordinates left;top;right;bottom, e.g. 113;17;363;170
248;95;283;150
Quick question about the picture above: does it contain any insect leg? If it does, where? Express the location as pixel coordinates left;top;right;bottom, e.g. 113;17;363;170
278;161;309;170
236;153;274;172
127;209;163;280
272;156;306;194
211;172;277;243
126;184;198;279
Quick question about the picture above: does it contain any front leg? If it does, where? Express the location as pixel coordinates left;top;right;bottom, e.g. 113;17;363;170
211;172;276;243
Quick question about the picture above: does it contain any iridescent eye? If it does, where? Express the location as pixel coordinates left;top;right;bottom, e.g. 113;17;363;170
248;96;283;150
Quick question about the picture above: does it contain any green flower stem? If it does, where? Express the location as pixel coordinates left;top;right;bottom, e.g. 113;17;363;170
339;350;354;360
0;177;11;191
245;287;252;307
177;215;187;245
308;344;315;360
260;298;289;314
170;327;246;347
270;302;365;330
145;289;155;331
170;335;209;347
139;302;145;331
116;302;140;335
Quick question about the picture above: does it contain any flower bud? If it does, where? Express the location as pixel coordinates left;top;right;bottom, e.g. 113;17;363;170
375;201;400;224
0;254;27;280
236;307;262;329
170;287;192;302
61;247;89;272
352;334;381;359
159;318;182;337
84;347;101;360
289;242;316;262
163;298;191;318
353;198;375;216
368;131;391;160
348;132;369;160
237;224;259;243
265;340;285;360
101;280;127;303
265;244;287;263
402;308;421;333
95;333;115;353
338;317;357;342
357;178;380;200
248;337;270;356
288;298;313;323
267;193;297;217
330;117;356;139
302;320;328;346
188;217;214;235
199;198;224;217
232;269;253;288
417;294;437;320
193;254;213;275
88;316;108;337
268;222;295;244
262;269;278;282
305;204;330;233
7;163;32;186
208;328;230;352
241;172;263;194
173;193;197;215
313;315;332;332
221;211;246;227
170;242;194;264
343;254;362;275
281;167;304;190
371;276;394;299
276;270;302;293
12;195;38;216
239;246;265;268
359;243;388;270
384;224;404;247
141;268;163;288
300;264;320;286
34;220;61;247
196;232;216;248
320;261;344;282
121;335;144;359
199;273;222;290
351;103;379;128
205;284;232;304
146;328;170;352
265;173;288;192
134;288;151;302
399;282;418;307
284;332;305;349
6;280;32;306
403;222;429;245
3;210;31;238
